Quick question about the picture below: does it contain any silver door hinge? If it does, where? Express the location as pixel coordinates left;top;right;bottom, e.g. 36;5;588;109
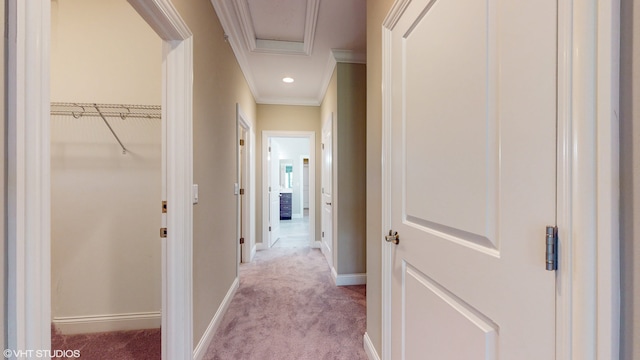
545;226;558;271
385;230;399;245
322;231;324;238
322;143;324;150
269;226;271;231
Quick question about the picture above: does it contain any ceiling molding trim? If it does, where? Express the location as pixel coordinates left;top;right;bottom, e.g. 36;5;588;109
254;39;306;54
256;96;322;106
230;0;319;56
316;52;339;104
303;0;321;55
211;0;261;100
232;0;258;51
332;49;367;64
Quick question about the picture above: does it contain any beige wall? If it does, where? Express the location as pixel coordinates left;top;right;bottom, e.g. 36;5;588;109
171;0;257;347
1;0;5;349
620;0;639;358
366;0;395;353
320;63;367;276
256;104;322;244
335;63;367;275
50;0;162;333
50;0;161;104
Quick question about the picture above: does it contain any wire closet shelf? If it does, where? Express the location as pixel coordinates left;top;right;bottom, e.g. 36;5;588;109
50;102;161;155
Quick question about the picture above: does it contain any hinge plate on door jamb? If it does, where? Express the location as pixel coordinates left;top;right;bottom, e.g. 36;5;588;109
239;139;245;146
239;188;245;195
160;228;167;238
162;201;167;213
545;226;558;271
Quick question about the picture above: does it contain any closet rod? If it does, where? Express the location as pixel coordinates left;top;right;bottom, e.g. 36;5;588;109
50;102;161;155
50;102;161;119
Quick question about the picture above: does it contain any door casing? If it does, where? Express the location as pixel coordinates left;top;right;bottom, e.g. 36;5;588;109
379;0;621;359
6;1;195;358
261;131;317;250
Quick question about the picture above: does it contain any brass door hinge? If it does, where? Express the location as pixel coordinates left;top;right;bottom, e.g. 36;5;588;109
160;228;167;238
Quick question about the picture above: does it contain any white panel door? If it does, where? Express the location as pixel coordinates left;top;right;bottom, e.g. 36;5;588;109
387;0;557;358
268;139;280;247
321;114;333;267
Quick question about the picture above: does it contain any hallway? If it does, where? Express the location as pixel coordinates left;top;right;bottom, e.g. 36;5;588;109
273;212;311;248
204;244;366;359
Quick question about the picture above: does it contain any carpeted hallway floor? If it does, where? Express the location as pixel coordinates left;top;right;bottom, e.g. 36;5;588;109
204;246;367;360
51;217;366;359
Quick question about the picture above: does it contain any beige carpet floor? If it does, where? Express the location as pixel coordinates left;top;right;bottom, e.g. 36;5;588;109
204;247;367;360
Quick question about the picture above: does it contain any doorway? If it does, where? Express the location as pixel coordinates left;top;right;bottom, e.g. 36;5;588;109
262;131;316;250
50;3;162;351
237;104;256;264
7;1;195;358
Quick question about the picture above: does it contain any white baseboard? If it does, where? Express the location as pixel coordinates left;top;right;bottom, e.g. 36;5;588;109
193;277;239;360
331;268;367;286
364;332;381;360
312;240;322;249
52;311;161;335
256;242;267;250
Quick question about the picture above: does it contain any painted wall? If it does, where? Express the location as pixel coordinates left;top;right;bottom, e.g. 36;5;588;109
366;0;395;354
50;0;162;333
256;105;322;244
620;0;639;358
1;0;5;350
170;0;257;348
320;63;367;277
336;63;367;275
50;0;161;105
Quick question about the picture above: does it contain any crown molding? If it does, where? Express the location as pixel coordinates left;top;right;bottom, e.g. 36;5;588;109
316;49;367;104
210;0;261;100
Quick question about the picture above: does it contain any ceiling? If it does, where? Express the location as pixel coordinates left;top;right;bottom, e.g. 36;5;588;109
211;0;367;106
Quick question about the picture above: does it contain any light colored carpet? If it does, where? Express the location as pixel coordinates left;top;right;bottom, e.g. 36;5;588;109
204;247;367;360
51;327;160;359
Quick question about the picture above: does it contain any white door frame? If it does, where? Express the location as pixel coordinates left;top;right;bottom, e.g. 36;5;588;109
7;1;195;359
261;131;317;249
380;0;620;359
237;104;256;264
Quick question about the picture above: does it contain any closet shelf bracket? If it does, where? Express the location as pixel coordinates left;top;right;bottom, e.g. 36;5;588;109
94;104;127;154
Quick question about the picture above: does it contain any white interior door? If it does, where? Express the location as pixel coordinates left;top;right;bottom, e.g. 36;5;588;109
386;0;557;358
321;114;333;267
303;162;309;209
268;139;281;247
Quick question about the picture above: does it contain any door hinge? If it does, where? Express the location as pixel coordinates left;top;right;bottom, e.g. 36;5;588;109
322;231;324;238
160;228;167;238
239;188;245;195
239;237;245;244
545;226;558;271
385;230;399;245
269;146;271;152
269;226;271;231
322;143;324;150
239;139;245;146
162;201;167;213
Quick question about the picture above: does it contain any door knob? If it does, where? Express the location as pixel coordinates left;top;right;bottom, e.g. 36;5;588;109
385;230;399;245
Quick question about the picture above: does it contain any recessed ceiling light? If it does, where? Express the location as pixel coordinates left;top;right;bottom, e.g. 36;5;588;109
282;77;294;83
